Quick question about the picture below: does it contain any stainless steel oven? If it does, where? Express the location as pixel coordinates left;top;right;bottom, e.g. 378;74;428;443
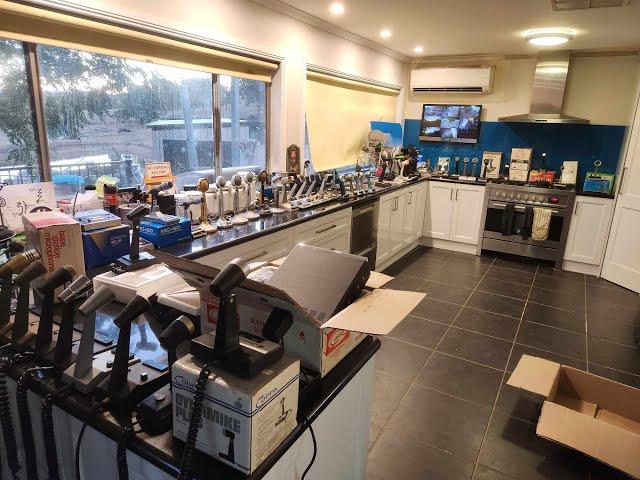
481;183;575;267
350;199;378;270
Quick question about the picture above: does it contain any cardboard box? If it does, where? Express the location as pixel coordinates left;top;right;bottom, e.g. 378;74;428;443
22;211;85;287
508;355;640;479
172;353;299;474
152;250;425;377
139;217;191;248
82;224;130;269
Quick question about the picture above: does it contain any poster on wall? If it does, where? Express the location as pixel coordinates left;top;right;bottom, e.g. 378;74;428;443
0;182;57;232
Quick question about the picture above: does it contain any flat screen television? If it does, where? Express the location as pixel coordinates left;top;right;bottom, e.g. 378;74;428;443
419;104;482;143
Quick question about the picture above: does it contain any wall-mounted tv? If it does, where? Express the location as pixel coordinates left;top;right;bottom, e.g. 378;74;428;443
419;104;482;143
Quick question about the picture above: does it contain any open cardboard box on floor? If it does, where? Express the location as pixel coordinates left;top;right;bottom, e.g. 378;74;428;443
152;250;425;377
508;355;640;479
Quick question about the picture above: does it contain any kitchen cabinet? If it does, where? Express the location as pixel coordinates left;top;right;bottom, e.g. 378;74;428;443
564;196;614;267
293;208;352;252
376;183;427;269
424;182;485;246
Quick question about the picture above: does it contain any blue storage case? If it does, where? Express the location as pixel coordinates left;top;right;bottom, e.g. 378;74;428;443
82;224;131;269
139;217;191;248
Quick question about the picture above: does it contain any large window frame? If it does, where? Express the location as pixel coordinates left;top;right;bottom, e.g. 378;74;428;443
0;38;270;187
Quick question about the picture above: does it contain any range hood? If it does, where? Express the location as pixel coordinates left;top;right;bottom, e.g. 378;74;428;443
499;52;589;124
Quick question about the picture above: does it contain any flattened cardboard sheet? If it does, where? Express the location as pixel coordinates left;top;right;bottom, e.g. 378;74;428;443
507;354;561;397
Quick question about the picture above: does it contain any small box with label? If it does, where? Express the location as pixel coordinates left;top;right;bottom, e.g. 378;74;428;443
139;217;191;248
82;224;130;269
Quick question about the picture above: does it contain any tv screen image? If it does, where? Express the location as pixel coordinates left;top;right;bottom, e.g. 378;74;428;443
419;104;482;143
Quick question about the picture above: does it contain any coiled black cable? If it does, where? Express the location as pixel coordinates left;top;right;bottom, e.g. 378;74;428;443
0;355;20;480
301;421;317;480
116;422;134;480
41;385;72;480
16;367;42;480
177;362;213;480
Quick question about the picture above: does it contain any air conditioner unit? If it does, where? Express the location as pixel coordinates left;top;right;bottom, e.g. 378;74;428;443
411;66;494;93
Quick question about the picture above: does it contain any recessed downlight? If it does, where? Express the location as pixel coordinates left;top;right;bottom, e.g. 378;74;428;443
380;28;392;39
329;2;345;15
525;28;574;46
413;46;424;54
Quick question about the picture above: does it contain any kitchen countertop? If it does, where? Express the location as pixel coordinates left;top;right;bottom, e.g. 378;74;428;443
161;177;430;260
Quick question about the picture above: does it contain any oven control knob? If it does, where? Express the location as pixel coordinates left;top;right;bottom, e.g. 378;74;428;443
549;196;560;204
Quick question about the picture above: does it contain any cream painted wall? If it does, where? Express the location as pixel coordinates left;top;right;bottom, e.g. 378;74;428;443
405;55;640;126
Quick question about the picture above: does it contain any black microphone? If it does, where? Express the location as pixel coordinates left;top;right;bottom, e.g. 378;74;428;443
210;258;250;297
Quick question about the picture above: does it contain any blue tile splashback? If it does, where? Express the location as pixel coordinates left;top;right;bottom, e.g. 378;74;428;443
403;119;626;185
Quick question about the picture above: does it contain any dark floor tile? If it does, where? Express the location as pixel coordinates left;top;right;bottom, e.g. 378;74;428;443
375;337;432;383
485;266;535;286
588;337;640;375
438;327;512;370
507;344;587;373
528;287;584;313
495;378;544;423
389;315;448;349
386;384;491;460
367;429;475;480
516;321;586;360
537;264;585;282
478;412;590;480
410;297;462;325
587;301;640;326
588;363;640;389
478;277;529;301
523;302;586;333
400;259;447;279
493;255;539;273
418;280;472;305
382;274;424;291
369;421;382;449
587;316;640;347
432;268;484;289
586;282;640;308
372;371;410;427
446;255;491;275
589;458;636;479
454;307;520;342
467;291;526;319
474;465;516;479
418;352;503;407
533;275;585;297
420;246;455;258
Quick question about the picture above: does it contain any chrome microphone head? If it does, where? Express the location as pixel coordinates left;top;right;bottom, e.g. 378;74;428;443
245;171;255;184
216;176;227;189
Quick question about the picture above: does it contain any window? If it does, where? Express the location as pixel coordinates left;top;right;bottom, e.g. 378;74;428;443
219;76;266;176
38;45;214;195
0;39;41;184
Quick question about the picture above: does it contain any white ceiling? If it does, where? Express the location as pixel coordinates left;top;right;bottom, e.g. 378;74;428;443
277;0;640;58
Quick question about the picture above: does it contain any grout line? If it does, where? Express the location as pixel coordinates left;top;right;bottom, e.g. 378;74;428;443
470;261;539;478
369;253;497;452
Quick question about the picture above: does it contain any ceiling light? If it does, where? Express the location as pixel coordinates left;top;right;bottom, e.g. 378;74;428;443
380;29;392;39
413;46;424;54
525;28;574;46
329;2;345;15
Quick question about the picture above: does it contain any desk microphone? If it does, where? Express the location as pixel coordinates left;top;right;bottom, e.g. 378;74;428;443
0;249;40;278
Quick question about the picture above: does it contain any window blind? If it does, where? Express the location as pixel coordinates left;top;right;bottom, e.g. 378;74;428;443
305;72;399;171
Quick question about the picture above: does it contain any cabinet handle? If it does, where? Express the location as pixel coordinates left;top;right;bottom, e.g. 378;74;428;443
243;250;268;262
450;189;453;201
575;203;579;216
316;224;337;234
455;188;459;201
408;192;413;205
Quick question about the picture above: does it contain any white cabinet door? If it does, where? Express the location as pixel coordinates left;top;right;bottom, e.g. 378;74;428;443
602;92;640;292
376;195;394;267
402;186;422;245
390;194;406;256
450;184;486;245
424;182;454;239
564;197;613;265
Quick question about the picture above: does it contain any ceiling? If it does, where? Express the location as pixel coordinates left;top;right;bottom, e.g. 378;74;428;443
276;0;640;58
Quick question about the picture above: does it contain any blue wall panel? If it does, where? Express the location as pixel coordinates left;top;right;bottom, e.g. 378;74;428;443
403;119;626;185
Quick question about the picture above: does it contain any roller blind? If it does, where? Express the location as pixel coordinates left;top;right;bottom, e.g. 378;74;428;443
0;1;278;82
305;72;399;171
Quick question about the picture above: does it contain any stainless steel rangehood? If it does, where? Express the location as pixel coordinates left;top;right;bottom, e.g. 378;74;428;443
499;52;589;124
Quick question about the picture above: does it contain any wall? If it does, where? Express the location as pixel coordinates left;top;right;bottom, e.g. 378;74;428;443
38;0;408;170
404;55;639;185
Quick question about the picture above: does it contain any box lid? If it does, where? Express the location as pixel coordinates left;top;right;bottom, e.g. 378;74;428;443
507;354;561;398
24;210;78;228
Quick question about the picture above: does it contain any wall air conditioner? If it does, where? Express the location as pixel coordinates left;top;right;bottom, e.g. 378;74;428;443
411;66;494;94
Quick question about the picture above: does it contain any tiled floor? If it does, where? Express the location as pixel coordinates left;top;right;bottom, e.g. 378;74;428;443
368;246;640;480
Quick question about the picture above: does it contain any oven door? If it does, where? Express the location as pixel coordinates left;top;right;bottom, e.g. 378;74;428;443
483;200;566;247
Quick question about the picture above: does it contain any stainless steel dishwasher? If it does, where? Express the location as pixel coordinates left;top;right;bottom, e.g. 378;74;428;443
350;199;378;269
